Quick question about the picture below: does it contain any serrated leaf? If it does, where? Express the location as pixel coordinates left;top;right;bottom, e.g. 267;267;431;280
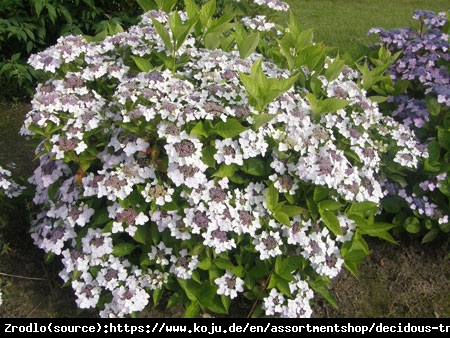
131;56;153;73
237;31;260;59
215;119;247;138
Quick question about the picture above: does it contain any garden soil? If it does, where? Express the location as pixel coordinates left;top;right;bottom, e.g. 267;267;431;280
1;102;450;318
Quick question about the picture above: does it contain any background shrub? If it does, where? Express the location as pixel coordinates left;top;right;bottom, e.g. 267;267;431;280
361;10;450;243
0;0;143;101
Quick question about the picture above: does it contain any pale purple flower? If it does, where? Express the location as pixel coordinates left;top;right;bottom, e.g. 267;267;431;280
214;270;244;299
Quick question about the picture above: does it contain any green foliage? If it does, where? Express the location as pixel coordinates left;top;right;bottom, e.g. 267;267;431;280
0;0;144;101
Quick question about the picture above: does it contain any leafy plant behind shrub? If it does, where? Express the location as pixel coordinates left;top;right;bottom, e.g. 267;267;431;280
0;0;143;101
362;10;450;243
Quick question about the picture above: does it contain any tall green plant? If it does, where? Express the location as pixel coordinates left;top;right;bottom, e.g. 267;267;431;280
0;0;143;101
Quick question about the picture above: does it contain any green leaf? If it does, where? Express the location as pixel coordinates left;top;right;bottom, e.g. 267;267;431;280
309;280;337;309
184;301;200;318
112;242;136;257
185;0;199;20
252;113;276;130
307;93;351;122
214;257;236;271
369;95;388;103
279;205;309;217
46;4;57;24
241;158;267;176
426;139;441;164
202;145;216;168
381;196;403;214
266;183;279;211
268;275;291;297
274;256;304;280
154;0;178;12
151;18;173;53
438;126;450;152
340;235;371;275
404;216;421;234
177;278;199;301
197;282;218;306
133;226;151;245
325;57;346;82
205;32;220;50
207;14;235;35
313;185;329;202
422;227;440;244
318;200;344;212
214;119;247;138
212;163;236;178
34;0;44;17
239;59;299;112
199;0;216;27
90;208;110;227
131;56;153;73
136;0;158;11
320;209;343;236
426;96;441;117
168;11;197;52
237;31;260;59
191;120;212;138
198;256;212;270
351;215;398;244
206;297;228;315
346;201;378;217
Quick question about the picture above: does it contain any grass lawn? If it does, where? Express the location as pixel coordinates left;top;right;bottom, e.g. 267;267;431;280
286;0;450;56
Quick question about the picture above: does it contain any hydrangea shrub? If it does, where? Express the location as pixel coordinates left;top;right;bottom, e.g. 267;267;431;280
366;10;450;242
21;0;426;317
